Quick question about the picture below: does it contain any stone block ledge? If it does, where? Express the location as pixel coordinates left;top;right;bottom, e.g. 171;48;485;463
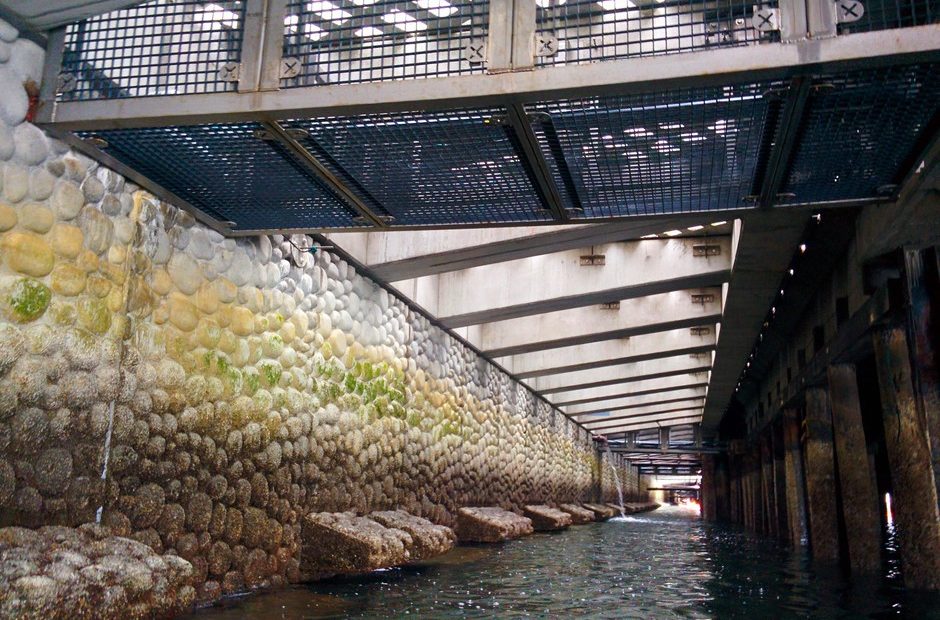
454;507;534;543
0;524;195;620
300;511;456;580
582;503;620;520
523;505;573;531
558;503;596;524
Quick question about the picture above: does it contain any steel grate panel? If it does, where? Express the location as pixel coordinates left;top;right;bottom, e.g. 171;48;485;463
838;0;939;33
529;83;777;218
60;0;245;101
281;0;488;86
286;109;553;225
783;64;940;203
81;124;362;230
534;0;776;68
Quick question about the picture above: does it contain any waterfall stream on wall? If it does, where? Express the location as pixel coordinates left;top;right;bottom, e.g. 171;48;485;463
604;443;626;517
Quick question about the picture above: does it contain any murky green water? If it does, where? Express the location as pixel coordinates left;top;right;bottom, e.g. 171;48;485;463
190;505;940;618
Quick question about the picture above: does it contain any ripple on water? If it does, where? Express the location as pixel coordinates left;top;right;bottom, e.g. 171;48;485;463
188;506;940;619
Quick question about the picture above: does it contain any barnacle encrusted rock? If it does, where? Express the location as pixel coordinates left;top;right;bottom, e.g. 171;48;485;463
454;507;534;543
0;524;195;619
559;504;596;525
370;510;456;561
523;505;573;531
299;512;412;579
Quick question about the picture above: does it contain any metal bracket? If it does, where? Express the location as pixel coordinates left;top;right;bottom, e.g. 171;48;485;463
751;6;779;32
580;254;606;265
280;57;302;79
218;61;241;82
836;0;865;22
535;32;559;57
465;39;487;64
692;244;722;257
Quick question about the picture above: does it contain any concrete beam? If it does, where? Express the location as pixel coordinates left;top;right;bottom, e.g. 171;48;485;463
567;387;708;416
582;405;705;428
495;327;716;378
330;218;734;280
588;415;703;435
475;288;722;357
532;355;711;394
403;237;731;327
551;375;711;407
702;212;810;434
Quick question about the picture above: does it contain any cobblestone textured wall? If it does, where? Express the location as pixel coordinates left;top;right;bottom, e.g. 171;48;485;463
0;19;644;597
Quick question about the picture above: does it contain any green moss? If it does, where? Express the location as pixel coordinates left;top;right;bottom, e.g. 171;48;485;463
406;410;422;428
344;372;358;393
215;354;231;376
261;362;282;387
244;370;261;395
5;278;51;323
77;297;110;334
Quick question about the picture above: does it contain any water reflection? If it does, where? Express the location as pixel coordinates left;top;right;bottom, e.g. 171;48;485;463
191;506;940;619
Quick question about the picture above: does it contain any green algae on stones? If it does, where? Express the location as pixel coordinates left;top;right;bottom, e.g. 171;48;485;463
3;277;51;322
76;297;111;334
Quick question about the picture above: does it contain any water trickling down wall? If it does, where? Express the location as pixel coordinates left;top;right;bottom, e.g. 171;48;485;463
0;19;643;599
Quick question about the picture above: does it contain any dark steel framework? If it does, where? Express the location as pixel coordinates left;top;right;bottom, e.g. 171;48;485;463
38;0;940;235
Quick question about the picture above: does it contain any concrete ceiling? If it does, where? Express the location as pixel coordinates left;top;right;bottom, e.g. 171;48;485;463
328;216;756;470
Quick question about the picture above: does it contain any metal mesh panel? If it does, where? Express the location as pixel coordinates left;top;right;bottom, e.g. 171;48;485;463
783;64;940;203
281;0;488;86
82;124;361;230
534;0;776;67
60;1;245;101
529;82;776;218
837;0;939;33
287;109;552;225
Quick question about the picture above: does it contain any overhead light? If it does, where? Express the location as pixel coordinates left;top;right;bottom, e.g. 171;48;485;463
710;221;727;227
789;268;794;276
799;243;807;253
416;0;457;17
383;9;428;31
664;229;682;236
598;0;635;9
307;0;351;23
686;225;704;231
641;234;658;239
204;3;239;28
355;26;383;37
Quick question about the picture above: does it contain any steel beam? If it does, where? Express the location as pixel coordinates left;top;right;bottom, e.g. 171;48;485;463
576;399;706;423
260;121;389;228
608;446;720;455
590;414;704;434
503;103;569;221
39;26;940;130
534;360;713;395
758;77;812;208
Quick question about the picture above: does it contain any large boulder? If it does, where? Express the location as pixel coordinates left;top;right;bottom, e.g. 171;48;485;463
300;512;411;580
522;505;572;531
582;503;619;520
558;503;595;525
0;523;195;620
369;510;455;561
454;507;533;543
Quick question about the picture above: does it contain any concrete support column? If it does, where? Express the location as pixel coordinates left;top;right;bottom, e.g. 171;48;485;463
701;454;717;520
803;387;841;562
873;326;940;590
827;363;882;574
783;408;808;547
772;420;790;542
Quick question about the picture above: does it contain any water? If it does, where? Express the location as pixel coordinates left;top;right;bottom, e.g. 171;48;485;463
603;443;626;517
190;506;940;619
